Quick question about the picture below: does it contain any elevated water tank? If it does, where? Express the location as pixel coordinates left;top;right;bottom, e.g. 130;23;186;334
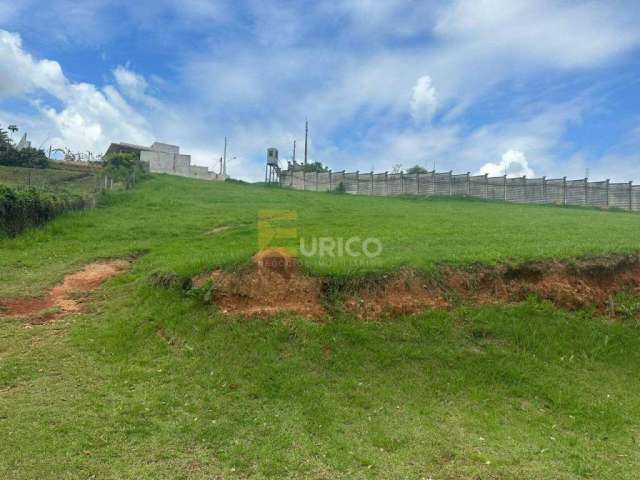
267;148;279;166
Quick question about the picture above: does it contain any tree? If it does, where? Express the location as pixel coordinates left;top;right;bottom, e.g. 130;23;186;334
7;125;18;139
300;161;329;173
0;126;48;169
102;152;146;189
406;165;428;174
0;128;10;151
18;147;48;168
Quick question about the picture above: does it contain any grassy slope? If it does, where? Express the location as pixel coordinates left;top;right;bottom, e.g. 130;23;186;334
1;174;640;479
1;174;639;297
0;164;98;195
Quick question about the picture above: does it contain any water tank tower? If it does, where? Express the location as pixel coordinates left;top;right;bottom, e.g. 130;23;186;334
265;148;280;184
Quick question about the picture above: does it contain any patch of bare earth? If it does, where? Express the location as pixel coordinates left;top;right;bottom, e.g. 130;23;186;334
194;248;325;319
193;253;640;321
0;260;130;324
346;254;640;320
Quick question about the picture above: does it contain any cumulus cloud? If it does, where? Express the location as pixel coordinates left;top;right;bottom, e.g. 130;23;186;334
479;149;535;177
113;65;160;108
410;75;438;123
0;29;153;153
0;30;66;98
113;66;147;97
434;0;640;68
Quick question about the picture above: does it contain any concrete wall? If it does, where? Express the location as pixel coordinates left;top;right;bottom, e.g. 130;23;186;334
151;142;179;154
138;143;224;181
174;154;191;176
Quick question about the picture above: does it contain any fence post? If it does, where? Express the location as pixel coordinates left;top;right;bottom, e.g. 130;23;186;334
542;176;547;203
503;175;507;201
303;171;306;190
432;170;436;196
465;172;470;196
523;175;527;203
316;171;319;191
385;171;389;196
484;173;488;199
584;177;589;205
401;172;405;194
605;179;610;208
416;172;420;194
629;181;633;211
449;170;453;196
563;177;567;205
370;172;374;195
355;171;360;194
329;170;332;191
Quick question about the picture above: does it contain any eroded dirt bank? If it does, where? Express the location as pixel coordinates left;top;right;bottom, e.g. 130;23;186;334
0;260;130;323
193;251;640;320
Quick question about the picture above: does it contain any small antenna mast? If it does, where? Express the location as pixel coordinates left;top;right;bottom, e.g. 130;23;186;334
304;119;308;165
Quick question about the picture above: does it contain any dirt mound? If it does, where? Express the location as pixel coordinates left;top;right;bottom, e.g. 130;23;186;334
195;249;324;318
0;260;129;323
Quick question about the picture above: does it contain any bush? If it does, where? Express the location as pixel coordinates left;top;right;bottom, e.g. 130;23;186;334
0;146;49;169
102;152;147;189
0;185;88;237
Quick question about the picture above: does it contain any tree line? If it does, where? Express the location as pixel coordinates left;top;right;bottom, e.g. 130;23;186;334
0;126;49;169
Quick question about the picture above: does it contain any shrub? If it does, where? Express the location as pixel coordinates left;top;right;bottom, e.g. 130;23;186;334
0;146;49;169
102;152;147;189
0;185;88;237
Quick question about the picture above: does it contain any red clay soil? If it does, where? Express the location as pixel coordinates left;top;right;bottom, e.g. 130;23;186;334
195;253;640;321
194;248;325;319
0;260;129;323
347;255;640;320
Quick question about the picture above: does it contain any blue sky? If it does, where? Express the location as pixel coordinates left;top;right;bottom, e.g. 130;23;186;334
1;0;639;182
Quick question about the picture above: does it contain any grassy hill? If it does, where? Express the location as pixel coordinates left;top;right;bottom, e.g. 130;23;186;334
0;164;98;195
1;174;640;478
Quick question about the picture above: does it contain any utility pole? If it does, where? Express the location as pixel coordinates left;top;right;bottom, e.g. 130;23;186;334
223;136;227;176
304;119;308;165
292;140;296;163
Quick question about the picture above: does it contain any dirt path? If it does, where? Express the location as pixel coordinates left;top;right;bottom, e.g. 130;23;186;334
0;260;129;323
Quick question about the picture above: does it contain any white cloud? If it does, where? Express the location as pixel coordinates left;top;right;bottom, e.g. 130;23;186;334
0;30;153;153
0;30;66;98
479;149;535;178
113;66;147;97
113;65;160;108
410;75;438;123
434;0;640;69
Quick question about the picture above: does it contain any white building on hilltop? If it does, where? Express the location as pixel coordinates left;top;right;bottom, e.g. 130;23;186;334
104;141;226;181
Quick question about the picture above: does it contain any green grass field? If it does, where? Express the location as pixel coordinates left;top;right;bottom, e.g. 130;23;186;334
0;164;98;195
2;174;640;479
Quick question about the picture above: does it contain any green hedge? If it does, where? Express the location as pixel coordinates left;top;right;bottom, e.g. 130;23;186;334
0;185;89;237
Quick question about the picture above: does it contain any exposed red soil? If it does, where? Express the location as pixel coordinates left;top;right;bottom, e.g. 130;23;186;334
0;260;130;323
346;255;640;320
194;253;640;321
344;269;448;320
194;248;325;318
